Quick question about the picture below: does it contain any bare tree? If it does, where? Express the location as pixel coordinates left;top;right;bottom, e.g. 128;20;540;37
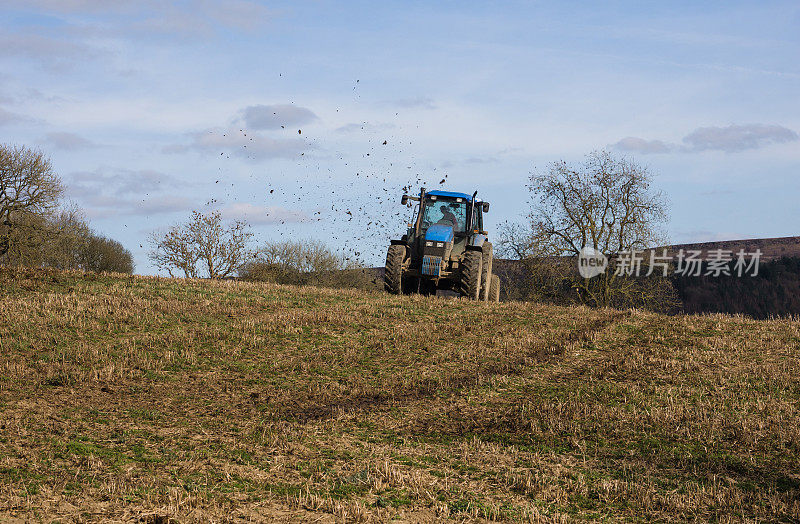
0;144;63;259
241;239;375;289
148;225;198;278
149;210;254;279
258;239;354;273
527;150;670;307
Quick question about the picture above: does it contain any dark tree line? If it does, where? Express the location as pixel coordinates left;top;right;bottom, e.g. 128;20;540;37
0;144;134;274
494;255;800;319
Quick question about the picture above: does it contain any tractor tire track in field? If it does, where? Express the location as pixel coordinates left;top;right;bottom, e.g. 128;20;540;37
284;310;632;423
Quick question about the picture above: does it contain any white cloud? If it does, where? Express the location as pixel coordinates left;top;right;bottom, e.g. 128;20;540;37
241;104;318;130
682;124;798;152
41;132;97;150
221;202;309;225
612;137;674;154
612;124;798;155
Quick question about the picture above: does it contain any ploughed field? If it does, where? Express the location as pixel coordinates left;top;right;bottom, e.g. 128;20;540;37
1;267;799;522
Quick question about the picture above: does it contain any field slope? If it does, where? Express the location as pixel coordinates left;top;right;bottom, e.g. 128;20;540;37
1;267;799;522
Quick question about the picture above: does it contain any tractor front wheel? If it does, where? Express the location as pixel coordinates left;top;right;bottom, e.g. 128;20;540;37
459;249;483;300
489;274;500;303
384;244;406;294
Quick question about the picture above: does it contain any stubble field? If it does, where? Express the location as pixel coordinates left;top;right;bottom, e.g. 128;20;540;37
1;267;799;522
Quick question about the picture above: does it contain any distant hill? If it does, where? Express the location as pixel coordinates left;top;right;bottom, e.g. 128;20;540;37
664;235;800;261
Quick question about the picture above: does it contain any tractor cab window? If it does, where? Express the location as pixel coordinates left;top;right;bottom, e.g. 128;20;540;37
420;198;467;232
474;205;483;232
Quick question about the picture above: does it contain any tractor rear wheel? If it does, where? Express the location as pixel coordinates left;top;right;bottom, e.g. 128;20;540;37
489;274;500;303
480;242;493;302
384;244;405;294
459;249;483;300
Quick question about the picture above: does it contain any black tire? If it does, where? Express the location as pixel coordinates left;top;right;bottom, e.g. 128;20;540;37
489;274;500;303
459;249;483;300
384;244;405;294
480;242;493;302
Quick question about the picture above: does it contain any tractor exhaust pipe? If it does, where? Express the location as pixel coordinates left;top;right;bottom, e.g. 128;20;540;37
470;190;478;231
414;187;426;236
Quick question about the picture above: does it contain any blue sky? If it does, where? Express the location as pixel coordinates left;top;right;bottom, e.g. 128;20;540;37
1;1;798;273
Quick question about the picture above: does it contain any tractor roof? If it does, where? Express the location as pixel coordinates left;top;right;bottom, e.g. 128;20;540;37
426;190;475;201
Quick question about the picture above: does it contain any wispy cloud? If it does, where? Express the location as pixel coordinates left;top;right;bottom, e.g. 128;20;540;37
132;0;271;36
0;33;100;71
6;0;138;14
682;124;798;152
385;96;437;110
612;124;798;154
9;0;272;36
164;127;313;161
612;137;674;154
463;156;500;165
65;168;191;218
0;106;28;126
221;202;309;225
40;132;98;150
240;104;318;130
69;168;185;195
334;122;395;134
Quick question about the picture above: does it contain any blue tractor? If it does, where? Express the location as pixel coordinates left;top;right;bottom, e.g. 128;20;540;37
385;187;500;301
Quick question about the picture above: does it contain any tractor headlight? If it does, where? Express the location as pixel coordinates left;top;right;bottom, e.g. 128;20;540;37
425;241;433;247
436;242;443;247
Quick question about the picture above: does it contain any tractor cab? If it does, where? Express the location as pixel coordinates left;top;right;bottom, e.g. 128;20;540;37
387;187;499;301
403;189;489;248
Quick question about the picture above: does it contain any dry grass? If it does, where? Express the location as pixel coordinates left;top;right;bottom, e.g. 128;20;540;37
1;266;799;522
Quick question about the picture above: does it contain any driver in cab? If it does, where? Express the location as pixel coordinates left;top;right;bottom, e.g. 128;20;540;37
437;204;458;230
